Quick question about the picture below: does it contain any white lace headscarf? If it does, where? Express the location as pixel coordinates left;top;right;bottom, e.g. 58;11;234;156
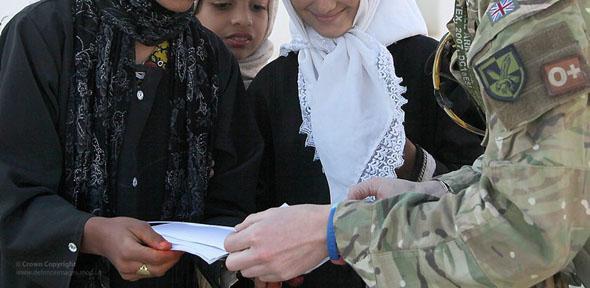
280;0;428;203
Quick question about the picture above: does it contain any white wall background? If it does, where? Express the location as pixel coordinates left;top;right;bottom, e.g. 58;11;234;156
416;0;455;38
2;0;455;53
1;0;37;31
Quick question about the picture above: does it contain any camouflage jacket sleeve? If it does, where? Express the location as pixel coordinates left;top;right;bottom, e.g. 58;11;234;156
334;1;590;287
435;157;483;194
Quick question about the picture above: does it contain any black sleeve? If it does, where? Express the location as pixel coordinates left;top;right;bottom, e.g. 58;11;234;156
203;35;263;227
431;85;485;175
392;36;484;178
0;5;92;288
247;62;276;212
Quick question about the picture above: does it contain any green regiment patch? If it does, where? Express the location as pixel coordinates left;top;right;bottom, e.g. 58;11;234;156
475;45;527;102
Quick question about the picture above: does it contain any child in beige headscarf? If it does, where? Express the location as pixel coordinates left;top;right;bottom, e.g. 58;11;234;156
196;0;278;88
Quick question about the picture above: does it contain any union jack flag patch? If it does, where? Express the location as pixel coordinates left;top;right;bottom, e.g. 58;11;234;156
487;0;519;23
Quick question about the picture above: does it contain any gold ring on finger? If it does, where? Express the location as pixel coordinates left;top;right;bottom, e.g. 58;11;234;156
136;263;151;277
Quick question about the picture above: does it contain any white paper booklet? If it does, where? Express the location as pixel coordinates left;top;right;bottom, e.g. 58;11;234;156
150;221;234;264
150;204;328;273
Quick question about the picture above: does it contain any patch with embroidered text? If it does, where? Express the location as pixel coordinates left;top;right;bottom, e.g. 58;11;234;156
475;45;526;102
519;0;551;3
542;55;589;96
487;0;519;23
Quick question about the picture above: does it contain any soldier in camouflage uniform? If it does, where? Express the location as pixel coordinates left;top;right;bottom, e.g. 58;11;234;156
333;0;590;286
224;0;590;287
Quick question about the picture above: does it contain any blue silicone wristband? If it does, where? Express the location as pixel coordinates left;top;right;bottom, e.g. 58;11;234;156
326;205;340;260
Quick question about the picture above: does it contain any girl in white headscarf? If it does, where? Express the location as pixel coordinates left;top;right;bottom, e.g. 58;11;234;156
281;0;428;204
196;0;279;88
251;0;483;286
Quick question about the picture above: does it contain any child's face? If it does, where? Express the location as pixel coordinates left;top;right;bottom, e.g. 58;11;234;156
291;0;360;38
197;0;270;60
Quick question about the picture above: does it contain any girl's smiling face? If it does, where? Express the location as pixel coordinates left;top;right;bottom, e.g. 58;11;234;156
291;0;360;38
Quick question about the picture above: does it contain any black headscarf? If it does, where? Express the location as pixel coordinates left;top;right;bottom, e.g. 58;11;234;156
64;0;219;223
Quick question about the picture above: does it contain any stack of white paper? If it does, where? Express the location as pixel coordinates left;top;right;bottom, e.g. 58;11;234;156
150;221;234;264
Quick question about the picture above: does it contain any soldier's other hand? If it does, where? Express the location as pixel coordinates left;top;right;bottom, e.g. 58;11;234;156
224;205;331;282
348;177;416;200
348;178;450;201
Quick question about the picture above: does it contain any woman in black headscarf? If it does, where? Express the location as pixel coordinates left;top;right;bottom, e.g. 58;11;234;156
0;0;262;287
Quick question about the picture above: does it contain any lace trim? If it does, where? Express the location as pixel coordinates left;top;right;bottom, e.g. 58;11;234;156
358;49;408;182
286;32;338;161
295;43;407;178
297;71;319;160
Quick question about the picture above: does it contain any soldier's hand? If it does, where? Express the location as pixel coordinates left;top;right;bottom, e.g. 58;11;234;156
348;178;449;200
348;177;413;200
224;205;331;282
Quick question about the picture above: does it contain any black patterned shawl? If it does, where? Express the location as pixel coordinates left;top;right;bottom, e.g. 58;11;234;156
64;0;219;224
